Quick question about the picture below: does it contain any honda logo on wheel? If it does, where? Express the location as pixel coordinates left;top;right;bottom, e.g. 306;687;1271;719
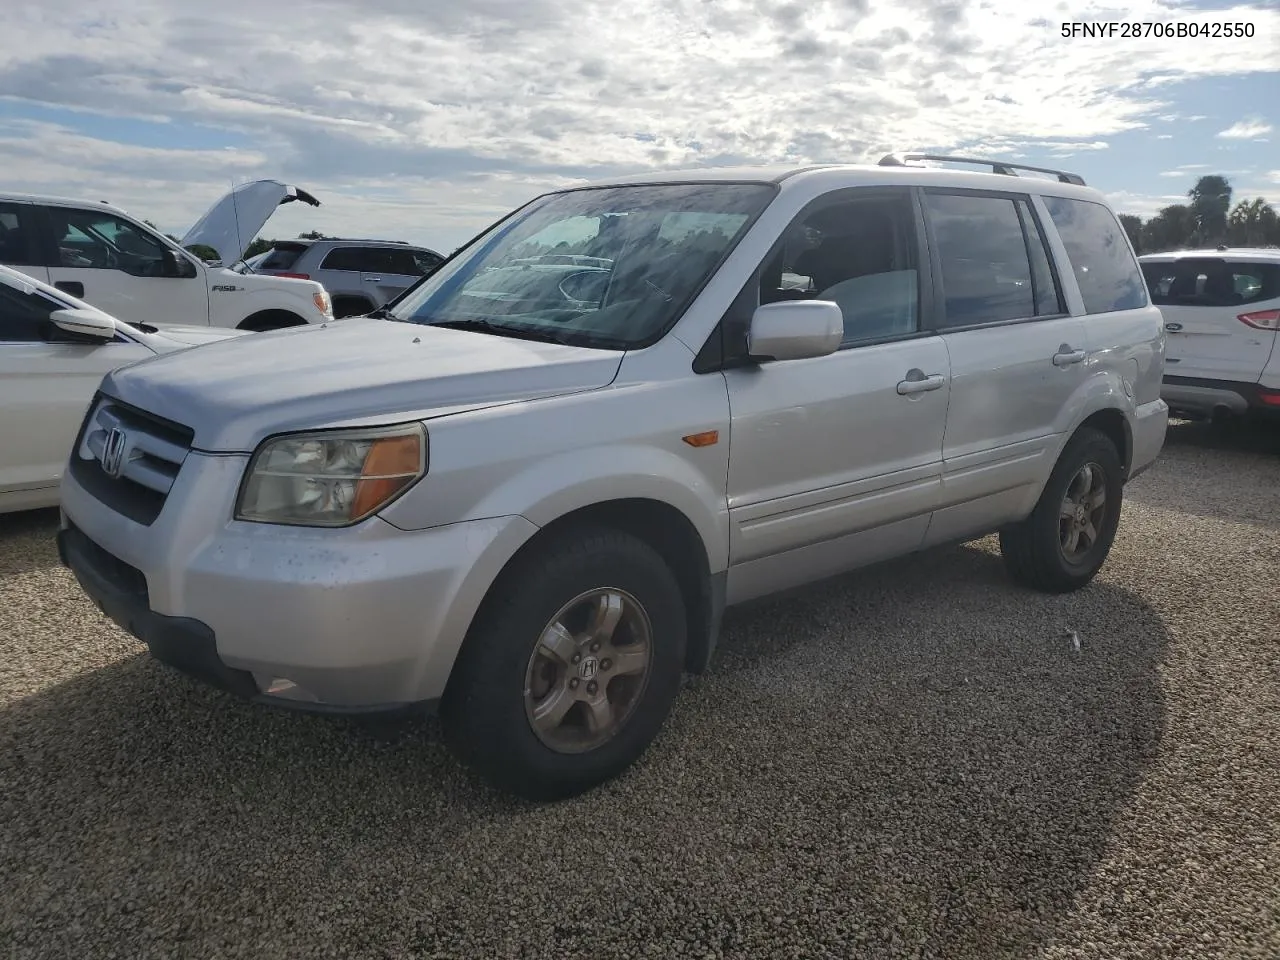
101;427;129;478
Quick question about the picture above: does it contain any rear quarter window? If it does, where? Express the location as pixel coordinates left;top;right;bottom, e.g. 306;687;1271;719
1140;259;1280;307
1042;196;1148;315
258;244;307;271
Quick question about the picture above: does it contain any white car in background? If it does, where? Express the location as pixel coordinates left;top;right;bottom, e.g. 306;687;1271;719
0;180;333;332
0;264;248;514
1139;248;1280;422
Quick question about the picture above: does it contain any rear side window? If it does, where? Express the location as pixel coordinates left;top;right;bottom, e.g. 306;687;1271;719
1042;196;1148;314
0;203;39;267
319;247;371;272
258;244;307;271
925;192;1063;328
1140;259;1280;307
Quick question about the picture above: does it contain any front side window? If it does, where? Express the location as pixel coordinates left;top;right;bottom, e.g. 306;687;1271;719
0;282;54;342
0;203;39;267
757;194;920;344
386;183;775;349
47;208;171;278
1043;196;1148;315
1140;259;1280;307
925;192;1047;328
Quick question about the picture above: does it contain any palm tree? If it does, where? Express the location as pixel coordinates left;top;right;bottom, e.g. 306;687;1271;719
1227;198;1278;247
1187;175;1232;246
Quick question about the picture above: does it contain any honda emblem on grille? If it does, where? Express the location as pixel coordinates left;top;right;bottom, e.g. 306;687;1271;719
101;427;129;478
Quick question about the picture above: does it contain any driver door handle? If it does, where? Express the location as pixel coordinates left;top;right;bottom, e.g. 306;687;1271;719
896;372;947;395
1053;347;1086;367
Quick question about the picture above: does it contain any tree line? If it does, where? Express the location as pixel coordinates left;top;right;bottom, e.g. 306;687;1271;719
1119;175;1279;255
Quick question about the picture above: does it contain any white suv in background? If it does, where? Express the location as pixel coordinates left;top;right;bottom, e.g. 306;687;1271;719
58;155;1167;800
1139;248;1280;421
0;180;332;331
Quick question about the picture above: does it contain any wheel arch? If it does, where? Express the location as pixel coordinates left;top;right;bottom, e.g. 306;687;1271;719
237;309;307;332
442;496;725;701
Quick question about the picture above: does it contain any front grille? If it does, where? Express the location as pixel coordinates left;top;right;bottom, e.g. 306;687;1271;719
69;394;195;526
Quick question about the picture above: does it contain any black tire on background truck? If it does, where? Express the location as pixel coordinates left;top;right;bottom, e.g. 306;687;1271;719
999;427;1124;594
441;527;687;800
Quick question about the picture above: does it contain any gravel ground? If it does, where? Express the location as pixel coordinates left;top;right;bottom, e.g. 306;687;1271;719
1;420;1278;959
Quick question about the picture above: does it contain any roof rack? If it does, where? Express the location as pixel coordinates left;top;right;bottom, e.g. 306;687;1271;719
877;153;1087;186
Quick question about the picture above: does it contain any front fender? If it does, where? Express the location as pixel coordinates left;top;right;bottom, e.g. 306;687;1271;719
386;442;730;575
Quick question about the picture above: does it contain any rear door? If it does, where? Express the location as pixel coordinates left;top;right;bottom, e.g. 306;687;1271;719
0;201;49;283
360;247;428;303
1140;257;1280;383
919;189;1089;545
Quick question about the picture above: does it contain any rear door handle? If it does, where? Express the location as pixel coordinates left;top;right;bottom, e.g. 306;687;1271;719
896;372;947;395
364;277;382;282
1053;348;1086;367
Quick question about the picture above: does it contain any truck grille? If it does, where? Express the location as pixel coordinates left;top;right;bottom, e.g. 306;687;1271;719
69;394;195;525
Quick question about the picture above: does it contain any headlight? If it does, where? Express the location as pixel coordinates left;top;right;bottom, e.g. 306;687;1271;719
236;424;427;527
313;290;333;318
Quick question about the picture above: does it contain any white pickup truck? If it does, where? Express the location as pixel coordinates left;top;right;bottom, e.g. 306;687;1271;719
0;180;332;331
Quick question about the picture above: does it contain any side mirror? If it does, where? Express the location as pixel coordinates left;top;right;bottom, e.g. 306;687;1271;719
747;300;843;362
49;307;117;341
163;248;197;278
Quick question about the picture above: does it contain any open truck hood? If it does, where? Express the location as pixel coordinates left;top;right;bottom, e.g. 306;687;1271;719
180;180;321;266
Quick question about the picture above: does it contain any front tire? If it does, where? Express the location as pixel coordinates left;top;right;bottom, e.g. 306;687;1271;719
441;528;687;801
999;427;1124;593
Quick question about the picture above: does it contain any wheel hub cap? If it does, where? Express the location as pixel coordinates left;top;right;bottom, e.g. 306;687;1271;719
1059;462;1107;563
523;588;654;755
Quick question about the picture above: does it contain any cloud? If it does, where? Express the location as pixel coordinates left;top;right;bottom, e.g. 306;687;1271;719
1158;164;1210;177
1217;119;1274;139
1;0;1279;247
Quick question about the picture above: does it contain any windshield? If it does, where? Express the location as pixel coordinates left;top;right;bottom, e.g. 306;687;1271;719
386;183;775;349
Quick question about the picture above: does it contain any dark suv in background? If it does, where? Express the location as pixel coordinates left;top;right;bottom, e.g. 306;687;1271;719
243;238;444;318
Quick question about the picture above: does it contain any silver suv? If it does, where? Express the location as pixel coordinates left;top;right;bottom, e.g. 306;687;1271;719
243;238;444;318
57;155;1168;800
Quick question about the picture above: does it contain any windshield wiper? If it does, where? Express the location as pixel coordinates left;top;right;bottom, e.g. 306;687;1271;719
430;318;581;344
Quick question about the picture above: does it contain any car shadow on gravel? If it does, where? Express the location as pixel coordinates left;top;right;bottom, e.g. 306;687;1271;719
0;541;1169;959
0;508;59;578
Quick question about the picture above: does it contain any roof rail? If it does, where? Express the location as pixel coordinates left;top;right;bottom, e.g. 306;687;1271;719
877;153;1087;186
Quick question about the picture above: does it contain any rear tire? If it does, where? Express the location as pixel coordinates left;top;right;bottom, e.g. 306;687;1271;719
999;427;1123;593
441;527;687;801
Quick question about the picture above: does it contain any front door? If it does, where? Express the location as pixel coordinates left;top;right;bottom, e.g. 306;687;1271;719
0;281;150;497
722;189;951;604
918;189;1089;546
40;205;209;328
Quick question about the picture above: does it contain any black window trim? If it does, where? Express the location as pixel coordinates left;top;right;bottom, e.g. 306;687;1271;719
918;186;1073;334
694;185;939;372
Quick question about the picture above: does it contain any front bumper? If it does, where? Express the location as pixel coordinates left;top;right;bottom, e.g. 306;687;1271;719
59;454;537;710
58;523;259;702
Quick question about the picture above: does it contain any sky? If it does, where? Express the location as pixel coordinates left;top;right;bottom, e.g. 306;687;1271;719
2;0;1278;254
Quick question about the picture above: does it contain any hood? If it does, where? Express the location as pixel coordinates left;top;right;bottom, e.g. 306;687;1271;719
180;180;321;265
101;318;624;452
